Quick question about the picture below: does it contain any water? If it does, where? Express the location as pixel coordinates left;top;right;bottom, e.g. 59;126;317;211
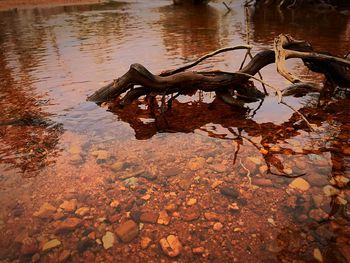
0;1;349;262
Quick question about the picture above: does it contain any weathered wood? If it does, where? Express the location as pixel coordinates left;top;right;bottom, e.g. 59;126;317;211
87;34;349;107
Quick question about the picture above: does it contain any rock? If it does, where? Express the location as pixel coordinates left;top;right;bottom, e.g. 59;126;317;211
33;202;56;219
253;178;273;187
42;239;61;252
211;180;223;189
124;177;138;187
92;150;108;161
187;157;206;171
69;144;81;154
58;250;71;262
289;178;310;191
182;208;200;222
309;209;328;221
308;173;326;187
228;202;240;212
165;203;178;212
140;212;159;223
20;237;38;255
115;220;139;243
295;159;307;170
118;169;145;180
157;210;171;225
59;199;77;213
110;200;120;208
75;207;90;216
187;198;197;206
111;161;124;172
141;194;151;201
260;148;269;155
323;185;340;197
259;165;268;174
102;231;115;249
164;168;181;177
159;235;182;257
313;248;323;262
178;177;192;191
55;218;82;233
213;222;223;231
192;247;205;254
204;212;220;221
343;146;350;155
220;187;239;199
140;237;152;249
210;164;227;173
330;175;350;188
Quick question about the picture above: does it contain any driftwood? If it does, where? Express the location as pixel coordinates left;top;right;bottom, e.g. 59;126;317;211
87;34;349;113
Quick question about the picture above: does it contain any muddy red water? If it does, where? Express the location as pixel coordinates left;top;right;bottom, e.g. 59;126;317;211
0;1;349;262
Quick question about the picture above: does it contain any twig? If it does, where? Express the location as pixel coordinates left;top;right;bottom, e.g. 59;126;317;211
223;1;231;11
234;72;283;102
280;101;316;131
240;158;252;187
160;45;251;76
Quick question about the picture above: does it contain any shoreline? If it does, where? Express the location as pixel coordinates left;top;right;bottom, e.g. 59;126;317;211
0;0;104;11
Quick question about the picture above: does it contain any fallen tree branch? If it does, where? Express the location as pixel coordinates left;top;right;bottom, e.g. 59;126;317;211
160;45;251;76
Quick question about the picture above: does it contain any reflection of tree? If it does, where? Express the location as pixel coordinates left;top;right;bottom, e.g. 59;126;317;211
250;7;349;54
107;94;349;180
0;11;63;176
157;4;224;59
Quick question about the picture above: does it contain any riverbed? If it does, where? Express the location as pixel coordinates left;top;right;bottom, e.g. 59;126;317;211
0;0;349;262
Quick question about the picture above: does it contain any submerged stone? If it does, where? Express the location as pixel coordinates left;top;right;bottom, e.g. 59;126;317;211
159;235;182;257
42;239;61;252
289;178;310;191
115;220;139;243
102;231;115;249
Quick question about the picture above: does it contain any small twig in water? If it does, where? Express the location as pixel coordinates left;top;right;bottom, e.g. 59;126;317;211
240;158;252;187
223;1;231;11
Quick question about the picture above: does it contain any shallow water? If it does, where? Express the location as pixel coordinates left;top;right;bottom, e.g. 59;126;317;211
0;1;349;262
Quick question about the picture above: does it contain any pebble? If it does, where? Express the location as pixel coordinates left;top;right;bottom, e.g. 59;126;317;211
182;208;201;222
192;247;205;254
165;203;178;212
288;178;310;191
164;168;181;177
330;175;350;188
308;173;326;187
102;231;115;249
309;209;328;221
220;187;239;199
69;144;81;155
187;198;197;206
59;199;77;213
42;239;61;252
140;212;159;224
210;164;227;173
323;185;340;197
141;194;151;201
253;178;273;187
111;161;124;172
109;200;120;208
211;180;223;189
140;237;152;249
58;250;71;262
55;218;82;233
33;202;56;219
178;177;192;191
313;248;323;262
228;203;240;212
157;210;171;225
75;207;90;216
115;220;139;243
159;235;182;257
187;157;206;171
213;222;223;231
20;237;38;255
203;212;219;221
